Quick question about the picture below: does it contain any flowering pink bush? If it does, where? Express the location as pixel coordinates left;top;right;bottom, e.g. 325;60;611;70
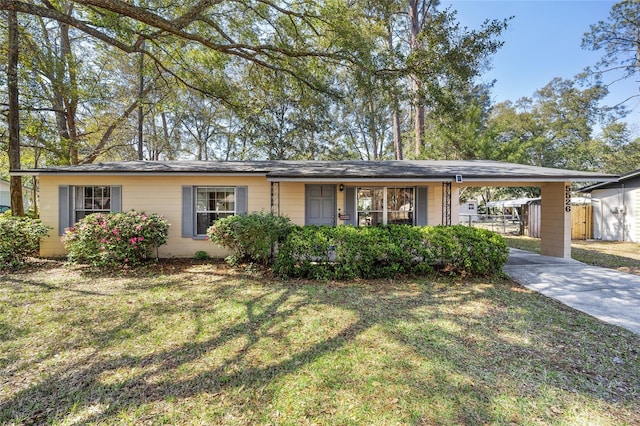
62;210;170;266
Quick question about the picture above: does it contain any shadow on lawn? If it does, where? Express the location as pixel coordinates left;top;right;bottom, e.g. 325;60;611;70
2;275;113;297
1;268;639;424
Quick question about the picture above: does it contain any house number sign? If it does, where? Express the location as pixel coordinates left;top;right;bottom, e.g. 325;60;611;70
565;185;571;213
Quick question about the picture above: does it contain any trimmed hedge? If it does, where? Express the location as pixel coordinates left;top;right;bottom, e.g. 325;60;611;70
273;225;508;279
62;210;170;266
207;212;293;265
0;215;51;268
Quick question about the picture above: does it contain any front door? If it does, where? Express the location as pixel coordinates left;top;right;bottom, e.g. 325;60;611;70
306;184;336;226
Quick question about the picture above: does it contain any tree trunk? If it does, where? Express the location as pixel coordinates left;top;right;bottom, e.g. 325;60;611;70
392;110;403;160
60;19;79;165
408;0;422;156
138;47;145;160
408;0;437;157
385;22;403;160
368;97;378;160
413;93;425;156
161;111;174;160
8;9;24;216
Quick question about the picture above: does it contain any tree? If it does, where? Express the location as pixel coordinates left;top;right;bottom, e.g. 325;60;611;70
486;78;613;171
407;0;438;157
0;0;355;92
422;82;495;160
240;66;335;160
1;0;367;215
582;0;640;108
597;121;640;174
11;13;157;164
404;4;508;157
2;0;510;180
7;9;23;215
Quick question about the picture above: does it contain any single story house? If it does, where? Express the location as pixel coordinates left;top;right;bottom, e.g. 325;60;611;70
580;168;640;242
12;160;616;259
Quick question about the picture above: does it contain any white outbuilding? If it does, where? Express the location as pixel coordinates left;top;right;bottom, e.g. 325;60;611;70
580;169;640;243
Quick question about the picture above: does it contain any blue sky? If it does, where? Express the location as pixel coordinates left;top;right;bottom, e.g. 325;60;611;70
440;0;640;134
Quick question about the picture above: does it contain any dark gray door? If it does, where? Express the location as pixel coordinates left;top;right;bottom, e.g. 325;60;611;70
306;184;336;226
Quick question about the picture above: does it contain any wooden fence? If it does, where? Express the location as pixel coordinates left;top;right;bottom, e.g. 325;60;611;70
571;205;593;240
523;204;592;240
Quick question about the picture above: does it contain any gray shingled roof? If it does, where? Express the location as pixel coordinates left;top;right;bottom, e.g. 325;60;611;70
579;167;640;192
13;160;617;182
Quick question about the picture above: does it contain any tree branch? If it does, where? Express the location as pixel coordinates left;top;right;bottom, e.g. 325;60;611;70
0;0;136;52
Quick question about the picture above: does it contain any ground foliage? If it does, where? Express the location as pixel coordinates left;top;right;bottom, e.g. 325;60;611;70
274;225;509;279
0;214;51;268
62;210;170;266
207;212;293;266
0;260;639;425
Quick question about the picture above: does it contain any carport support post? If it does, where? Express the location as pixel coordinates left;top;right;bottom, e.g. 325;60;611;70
540;182;572;258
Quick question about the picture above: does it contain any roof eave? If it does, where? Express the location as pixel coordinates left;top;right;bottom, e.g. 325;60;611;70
10;170;268;177
268;176;619;183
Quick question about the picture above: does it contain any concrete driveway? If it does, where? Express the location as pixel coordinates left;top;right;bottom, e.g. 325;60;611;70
504;248;640;335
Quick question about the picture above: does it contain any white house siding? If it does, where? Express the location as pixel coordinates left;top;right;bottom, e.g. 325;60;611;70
591;187;637;243
0;180;9;206
628;189;640;243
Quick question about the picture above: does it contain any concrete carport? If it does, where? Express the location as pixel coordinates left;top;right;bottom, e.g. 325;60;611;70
399;161;618;259
453;179;591;258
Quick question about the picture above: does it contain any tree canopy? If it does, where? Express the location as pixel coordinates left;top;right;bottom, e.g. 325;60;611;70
1;0;638;215
582;0;640;108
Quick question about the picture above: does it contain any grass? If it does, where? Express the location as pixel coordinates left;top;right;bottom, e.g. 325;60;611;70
1;260;640;425
505;236;640;276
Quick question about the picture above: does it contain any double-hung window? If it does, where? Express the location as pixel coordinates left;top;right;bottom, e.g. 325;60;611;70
58;185;122;235
74;186;111;221
195;187;236;235
182;185;247;238
357;187;414;226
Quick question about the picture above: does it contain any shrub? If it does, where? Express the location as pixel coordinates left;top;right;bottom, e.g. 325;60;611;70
62;210;170;266
422;225;509;275
274;225;508;279
206;212;293;265
194;250;211;260
0;215;51;268
273;225;434;280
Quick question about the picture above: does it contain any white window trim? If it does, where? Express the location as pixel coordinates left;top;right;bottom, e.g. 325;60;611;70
74;186;111;222
194;186;237;236
356;186;415;226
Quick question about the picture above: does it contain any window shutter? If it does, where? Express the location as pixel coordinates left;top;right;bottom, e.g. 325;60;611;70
110;186;122;212
236;186;248;214
344;187;356;226
182;186;194;237
58;186;72;236
415;187;428;226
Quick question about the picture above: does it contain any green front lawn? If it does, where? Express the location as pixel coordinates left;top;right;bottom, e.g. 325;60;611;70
1;261;639;425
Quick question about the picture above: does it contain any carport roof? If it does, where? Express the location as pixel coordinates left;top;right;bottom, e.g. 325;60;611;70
12;160;617;183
